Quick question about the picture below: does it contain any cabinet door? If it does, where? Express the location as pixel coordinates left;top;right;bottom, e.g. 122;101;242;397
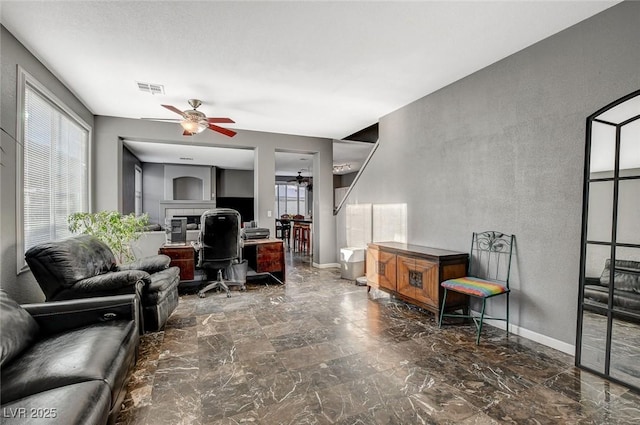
256;243;284;273
366;247;396;291
397;255;439;308
396;255;417;299
411;258;439;308
365;248;379;288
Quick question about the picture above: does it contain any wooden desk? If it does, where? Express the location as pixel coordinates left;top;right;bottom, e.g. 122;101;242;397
159;239;286;284
243;238;286;283
159;243;196;281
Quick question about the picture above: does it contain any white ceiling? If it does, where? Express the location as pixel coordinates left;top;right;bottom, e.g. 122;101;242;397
1;1;618;173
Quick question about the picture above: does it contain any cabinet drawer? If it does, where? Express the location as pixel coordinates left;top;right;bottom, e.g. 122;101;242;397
258;245;283;255
257;252;283;263
160;250;193;260
257;258;283;273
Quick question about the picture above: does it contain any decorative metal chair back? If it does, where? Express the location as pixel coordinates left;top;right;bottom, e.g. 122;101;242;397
468;231;515;286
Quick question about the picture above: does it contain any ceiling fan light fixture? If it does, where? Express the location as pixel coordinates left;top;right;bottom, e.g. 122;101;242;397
180;119;207;134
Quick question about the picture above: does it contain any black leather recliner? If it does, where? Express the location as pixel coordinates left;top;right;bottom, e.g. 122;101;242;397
584;259;640;316
25;234;180;332
0;291;139;425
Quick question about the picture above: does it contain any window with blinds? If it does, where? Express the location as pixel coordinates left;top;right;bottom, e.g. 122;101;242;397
18;70;90;268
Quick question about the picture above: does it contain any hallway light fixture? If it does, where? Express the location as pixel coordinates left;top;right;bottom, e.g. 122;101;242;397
333;163;352;173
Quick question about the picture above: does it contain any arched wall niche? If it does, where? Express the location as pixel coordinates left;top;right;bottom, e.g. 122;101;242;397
173;176;203;200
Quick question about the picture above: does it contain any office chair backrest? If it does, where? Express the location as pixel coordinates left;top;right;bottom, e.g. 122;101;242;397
200;209;241;264
468;231;515;286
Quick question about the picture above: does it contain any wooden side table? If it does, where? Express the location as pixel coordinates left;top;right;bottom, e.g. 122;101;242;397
159;244;196;281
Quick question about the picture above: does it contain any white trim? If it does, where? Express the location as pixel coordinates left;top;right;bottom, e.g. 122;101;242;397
15;66;92;273
15;66;26;273
482;318;575;355
312;262;340;269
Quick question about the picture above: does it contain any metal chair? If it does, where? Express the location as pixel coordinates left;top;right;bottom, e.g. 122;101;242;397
197;208;245;298
438;231;515;344
275;216;291;250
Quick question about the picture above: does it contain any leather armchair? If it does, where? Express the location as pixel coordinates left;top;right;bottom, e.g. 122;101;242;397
1;292;139;425
25;234;180;332
584;259;640;315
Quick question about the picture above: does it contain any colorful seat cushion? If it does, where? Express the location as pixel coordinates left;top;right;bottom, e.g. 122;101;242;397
441;276;508;298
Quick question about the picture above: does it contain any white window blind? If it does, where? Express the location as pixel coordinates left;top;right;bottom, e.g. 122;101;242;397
20;78;89;260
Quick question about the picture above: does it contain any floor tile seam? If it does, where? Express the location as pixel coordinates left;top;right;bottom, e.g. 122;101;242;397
402;390;482;424
480;380;596;420
539;366;575;384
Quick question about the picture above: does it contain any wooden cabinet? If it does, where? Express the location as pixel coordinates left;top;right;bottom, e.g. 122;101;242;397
159;244;195;281
243;239;286;282
366;242;468;316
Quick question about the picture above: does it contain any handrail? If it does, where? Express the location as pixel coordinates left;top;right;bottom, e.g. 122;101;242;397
333;139;379;215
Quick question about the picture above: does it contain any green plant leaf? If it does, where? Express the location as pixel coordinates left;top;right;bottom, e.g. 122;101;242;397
68;211;149;263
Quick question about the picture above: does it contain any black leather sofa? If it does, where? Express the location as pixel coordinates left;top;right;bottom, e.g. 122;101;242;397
25;235;180;332
0;291;139;425
584;259;640;317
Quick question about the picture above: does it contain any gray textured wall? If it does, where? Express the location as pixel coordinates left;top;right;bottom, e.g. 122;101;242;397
217;169;254;197
1;26;95;302
338;2;640;347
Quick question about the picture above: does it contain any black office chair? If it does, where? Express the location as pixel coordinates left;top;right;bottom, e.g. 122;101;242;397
197;208;245;298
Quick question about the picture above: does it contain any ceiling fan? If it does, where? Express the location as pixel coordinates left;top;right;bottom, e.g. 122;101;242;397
158;99;236;137
289;171;313;188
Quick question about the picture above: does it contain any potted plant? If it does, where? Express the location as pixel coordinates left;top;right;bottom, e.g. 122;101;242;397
68;211;149;263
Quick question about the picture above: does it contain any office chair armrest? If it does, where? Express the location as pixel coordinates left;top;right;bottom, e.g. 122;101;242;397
119;255;171;274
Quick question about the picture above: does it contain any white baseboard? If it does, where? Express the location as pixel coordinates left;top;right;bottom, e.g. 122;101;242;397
482;318;575;355
313;262;340;269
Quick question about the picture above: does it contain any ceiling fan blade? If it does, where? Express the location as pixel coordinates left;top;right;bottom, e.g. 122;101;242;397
162;104;187;117
208;124;237;137
183;130;194;136
207;117;235;124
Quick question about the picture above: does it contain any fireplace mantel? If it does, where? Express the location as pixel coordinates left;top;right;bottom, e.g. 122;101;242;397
159;200;216;224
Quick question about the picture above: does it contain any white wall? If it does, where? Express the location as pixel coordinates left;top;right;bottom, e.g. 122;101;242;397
337;1;640;348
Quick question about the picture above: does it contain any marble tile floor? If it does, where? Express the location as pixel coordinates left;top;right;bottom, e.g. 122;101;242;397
116;256;640;425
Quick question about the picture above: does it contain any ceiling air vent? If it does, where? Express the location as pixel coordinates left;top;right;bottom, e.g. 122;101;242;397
136;81;165;95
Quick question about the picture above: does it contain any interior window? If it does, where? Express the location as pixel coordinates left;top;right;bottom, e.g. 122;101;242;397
274;183;307;216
